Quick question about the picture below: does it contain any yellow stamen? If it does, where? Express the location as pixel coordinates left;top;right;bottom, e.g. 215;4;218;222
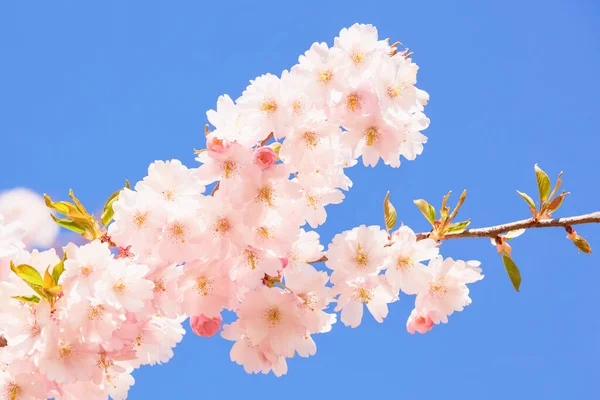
88;305;105;321
306;192;319;210
292;100;303;115
113;280;127;295
363;126;379;146
153;278;167;293
81;265;93;277
257;186;274;206
351;52;365;66
265;306;282;326
196;276;212;296
319;70;332;83
354;243;369;267
7;383;20;400
397;256;414;271
429;279;448;298
261;100;278;115
162;188;175;201
223;160;236;179
303;131;319;148
386;84;404;99
257;227;274;239
215;218;231;234
134;211;148;228
346;92;361;113
59;340;73;358
169;222;186;243
354;287;373;303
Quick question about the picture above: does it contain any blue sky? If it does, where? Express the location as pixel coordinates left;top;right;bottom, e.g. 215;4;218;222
1;1;599;399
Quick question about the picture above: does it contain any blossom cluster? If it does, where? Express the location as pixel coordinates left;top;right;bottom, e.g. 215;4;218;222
327;225;483;331
0;217;185;399
0;23;484;399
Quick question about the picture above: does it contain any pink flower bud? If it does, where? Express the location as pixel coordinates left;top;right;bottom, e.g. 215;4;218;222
207;136;230;153
406;310;435;334
252;146;278;170
190;314;222;337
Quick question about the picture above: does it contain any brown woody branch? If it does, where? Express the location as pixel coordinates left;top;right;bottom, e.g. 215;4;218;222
308;211;600;264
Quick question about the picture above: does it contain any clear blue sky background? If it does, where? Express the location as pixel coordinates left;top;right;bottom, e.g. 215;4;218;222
1;1;598;399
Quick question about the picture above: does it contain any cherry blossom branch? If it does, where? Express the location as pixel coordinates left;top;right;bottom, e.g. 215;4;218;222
416;211;600;241
308;211;600;264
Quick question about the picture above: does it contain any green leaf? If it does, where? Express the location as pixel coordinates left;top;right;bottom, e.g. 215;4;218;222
447;219;471;233
502;254;521;292
440;191;452;219
547;191;569;214
50;215;86;235
516;190;536;210
12;295;41;304
534;164;551;203
383;191;397;232
448;190;467;221
548;171;563;201
52;254;66;285
101;181;131;227
43;267;54;288
101;197;117;227
573;235;592;254
414;199;436;225
10;262;43;286
41;285;63;298
44;194;76;215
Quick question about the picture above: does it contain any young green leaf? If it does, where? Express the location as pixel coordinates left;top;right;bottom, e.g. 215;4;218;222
534;164;551;203
440;191;452;219
52;254;66;285
446;219;471;233
12;295;41;304
43;267;54;288
414;199;436;225
10;262;43;286
42;285;63;298
516;190;536;210
546;191;569;214
383;191;397;232
50;215;87;235
502;254;521;292
448;190;467;221
548;171;563;201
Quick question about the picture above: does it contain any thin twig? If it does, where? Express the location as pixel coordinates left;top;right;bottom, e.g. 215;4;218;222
309;211;600;264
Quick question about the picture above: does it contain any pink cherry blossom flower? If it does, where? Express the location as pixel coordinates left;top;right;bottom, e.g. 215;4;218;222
137;159;205;211
179;259;234;318
190;314;222;337
206;94;261;147
334;276;396;328
37;325;98;384
236;73;287;140
61;240;113;297
406;309;435;335
109;188;167;256
384;226;439;295
94;259;154;313
326;225;388;283
291;42;345;107
415;256;484;324
252;146;279;170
